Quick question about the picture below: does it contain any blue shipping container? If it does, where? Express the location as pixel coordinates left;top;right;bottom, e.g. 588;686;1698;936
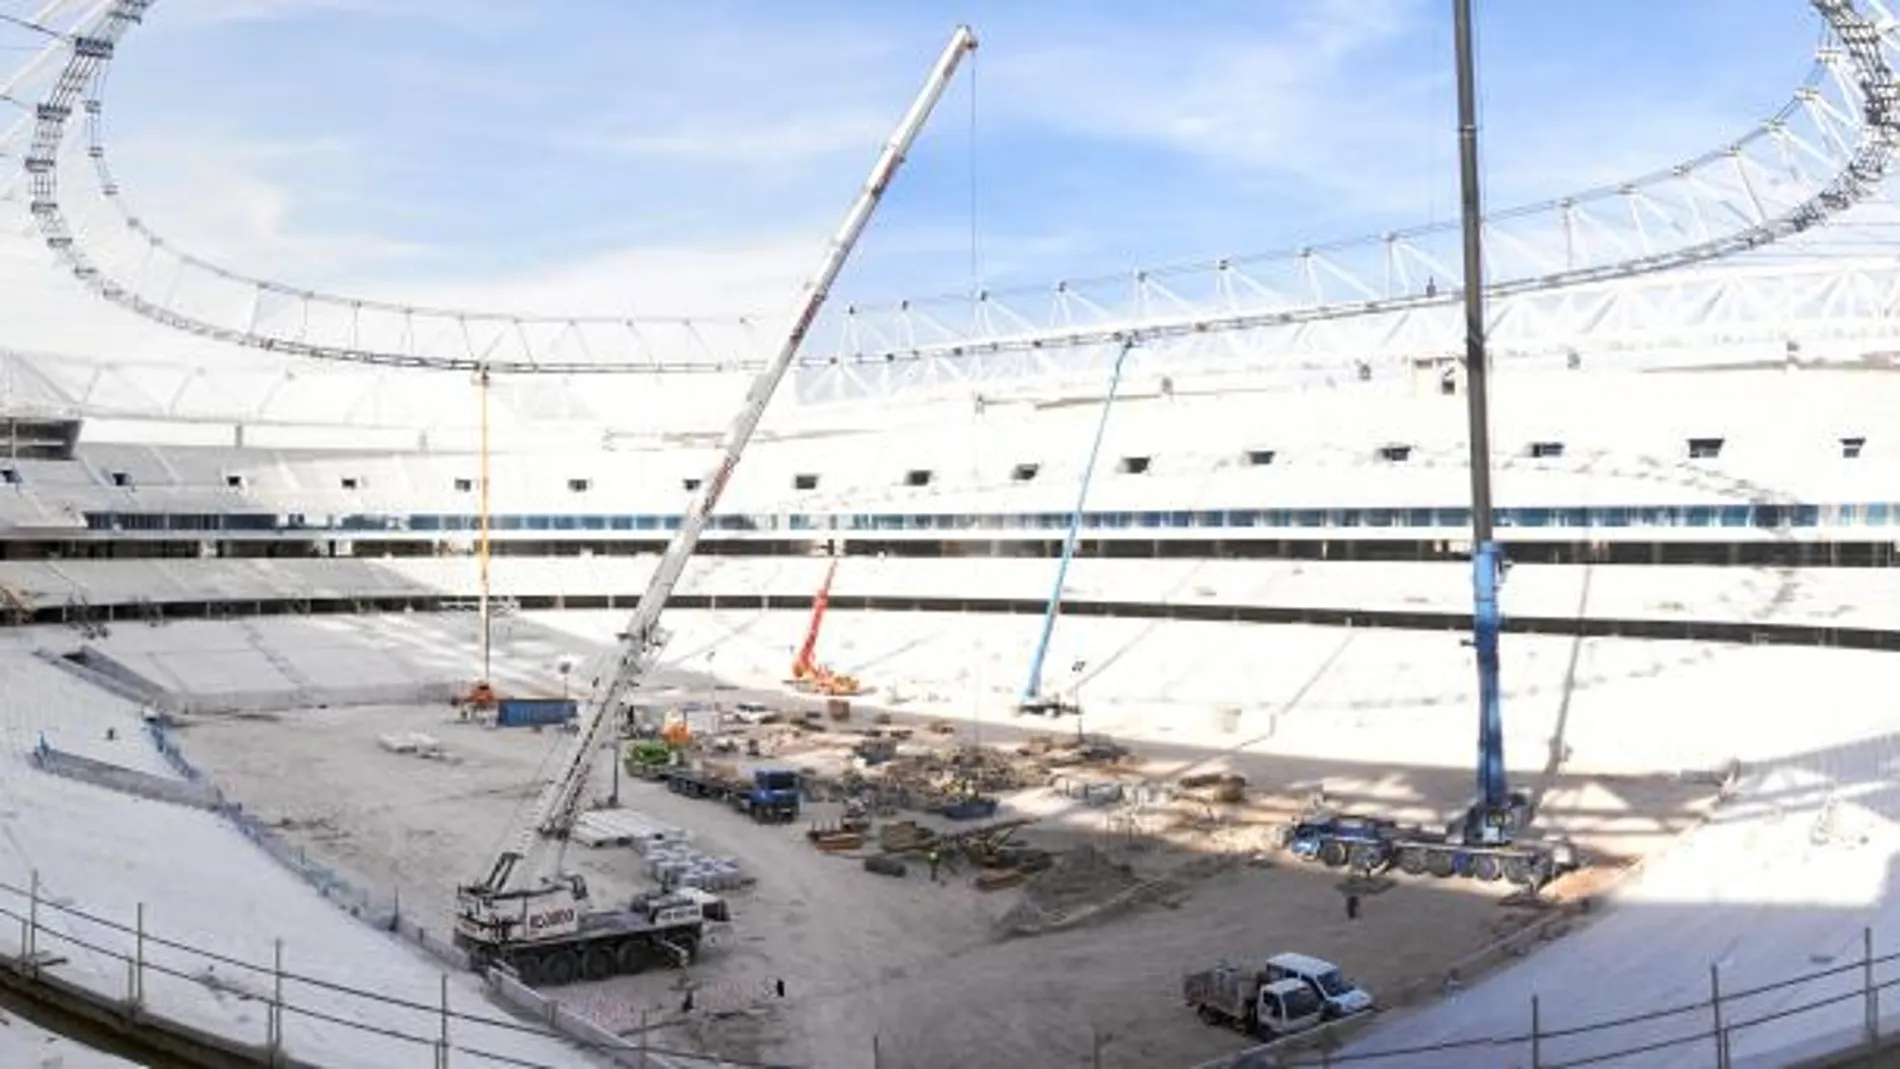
496;698;578;727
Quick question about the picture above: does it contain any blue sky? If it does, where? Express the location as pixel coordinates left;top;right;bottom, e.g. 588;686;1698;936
97;0;1821;316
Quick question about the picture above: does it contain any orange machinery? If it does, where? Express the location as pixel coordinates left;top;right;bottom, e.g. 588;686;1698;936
787;558;862;697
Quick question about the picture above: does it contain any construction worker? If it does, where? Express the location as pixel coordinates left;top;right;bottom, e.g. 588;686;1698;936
928;848;942;882
1345;893;1361;921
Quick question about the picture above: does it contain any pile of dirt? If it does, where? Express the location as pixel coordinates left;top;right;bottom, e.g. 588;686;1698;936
995;845;1141;934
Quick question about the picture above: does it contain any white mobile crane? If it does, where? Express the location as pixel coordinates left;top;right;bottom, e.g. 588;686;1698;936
453;26;979;987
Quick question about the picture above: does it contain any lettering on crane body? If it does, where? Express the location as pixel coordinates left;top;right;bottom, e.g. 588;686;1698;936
527;907;577;931
653;904;701;927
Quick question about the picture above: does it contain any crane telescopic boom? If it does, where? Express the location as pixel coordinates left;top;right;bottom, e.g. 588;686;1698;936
471;25;980;899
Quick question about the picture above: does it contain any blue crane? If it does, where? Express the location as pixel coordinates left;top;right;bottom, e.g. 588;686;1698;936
1451;0;1532;845
1282;0;1563;887
1018;338;1137;716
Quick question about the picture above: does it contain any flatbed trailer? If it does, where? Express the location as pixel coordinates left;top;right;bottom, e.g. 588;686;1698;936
662;767;802;823
1284;812;1577;888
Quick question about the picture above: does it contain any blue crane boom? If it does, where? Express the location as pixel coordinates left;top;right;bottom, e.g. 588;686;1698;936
1281;0;1556;887
1451;0;1531;842
1018;339;1136;715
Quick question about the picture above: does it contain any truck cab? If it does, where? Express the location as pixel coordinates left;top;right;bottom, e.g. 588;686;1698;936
744;769;801;822
1265;952;1374;1019
1255;978;1325;1037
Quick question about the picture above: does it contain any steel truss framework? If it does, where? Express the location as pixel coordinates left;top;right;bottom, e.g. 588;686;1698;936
2;1;1900;424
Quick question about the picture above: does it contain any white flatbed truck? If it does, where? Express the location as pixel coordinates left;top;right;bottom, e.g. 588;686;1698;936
1184;961;1326;1040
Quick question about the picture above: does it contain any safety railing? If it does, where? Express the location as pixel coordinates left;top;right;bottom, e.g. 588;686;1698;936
1194;926;1900;1068
0;872;785;1069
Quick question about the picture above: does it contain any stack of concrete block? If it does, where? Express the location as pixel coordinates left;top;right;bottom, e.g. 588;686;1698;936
578;809;691;850
644;840;748;891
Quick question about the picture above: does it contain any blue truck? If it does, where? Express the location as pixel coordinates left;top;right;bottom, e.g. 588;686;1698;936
662;766;801;824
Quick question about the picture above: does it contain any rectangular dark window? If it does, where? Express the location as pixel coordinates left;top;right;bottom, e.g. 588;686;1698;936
793;473;819;491
1528;441;1564;459
109;471;133;487
340;477;360;490
682;477;702;492
567;478;591;493
1118;456;1151;475
1245;449;1276;466
1686;437;1724;459
453;477;474;492
1842;436;1867;459
225;474;245;489
1011;463;1040;482
1377;444;1413;463
904;469;933;487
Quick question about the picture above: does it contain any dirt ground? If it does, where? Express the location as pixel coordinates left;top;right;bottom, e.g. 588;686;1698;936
170;669;1716;1069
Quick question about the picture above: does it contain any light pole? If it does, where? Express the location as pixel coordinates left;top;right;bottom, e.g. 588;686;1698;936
1070;659;1087;742
608;731;621;809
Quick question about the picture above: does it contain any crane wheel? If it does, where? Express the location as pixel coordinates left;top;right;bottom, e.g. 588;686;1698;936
1503;857;1532;885
1319;841;1348;868
674;932;702;964
1472;855;1503;882
1397;847;1427;875
513;954;546;987
582;947;617;982
1426;852;1455;878
1348;844;1383;872
615;941;649;975
544;949;582;986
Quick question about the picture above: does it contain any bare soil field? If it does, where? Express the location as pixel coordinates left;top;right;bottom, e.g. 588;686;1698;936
174;676;1715;1069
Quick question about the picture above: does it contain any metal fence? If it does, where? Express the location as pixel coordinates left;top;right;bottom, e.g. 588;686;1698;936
1193;926;1900;1069
138;716;743;1067
0;873;777;1069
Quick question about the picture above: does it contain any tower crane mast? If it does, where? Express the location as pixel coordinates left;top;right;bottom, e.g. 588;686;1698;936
453;25;979;978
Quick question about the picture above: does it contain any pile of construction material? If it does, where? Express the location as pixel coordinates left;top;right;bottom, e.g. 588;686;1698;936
1022;733;1133;768
573;809;691;850
1177;771;1248;804
839;744;1056;813
376;732;447;760
873;817;1050;886
1053;776;1150;808
641;839;750;892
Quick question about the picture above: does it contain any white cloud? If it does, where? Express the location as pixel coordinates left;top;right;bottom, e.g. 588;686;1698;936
94;132;435;283
382;234;829;320
160;0;375;23
156;0;520;30
988;0;1436;210
564;109;895;168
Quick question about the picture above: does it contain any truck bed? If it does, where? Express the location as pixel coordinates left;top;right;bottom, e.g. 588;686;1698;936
1184;966;1254;1018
